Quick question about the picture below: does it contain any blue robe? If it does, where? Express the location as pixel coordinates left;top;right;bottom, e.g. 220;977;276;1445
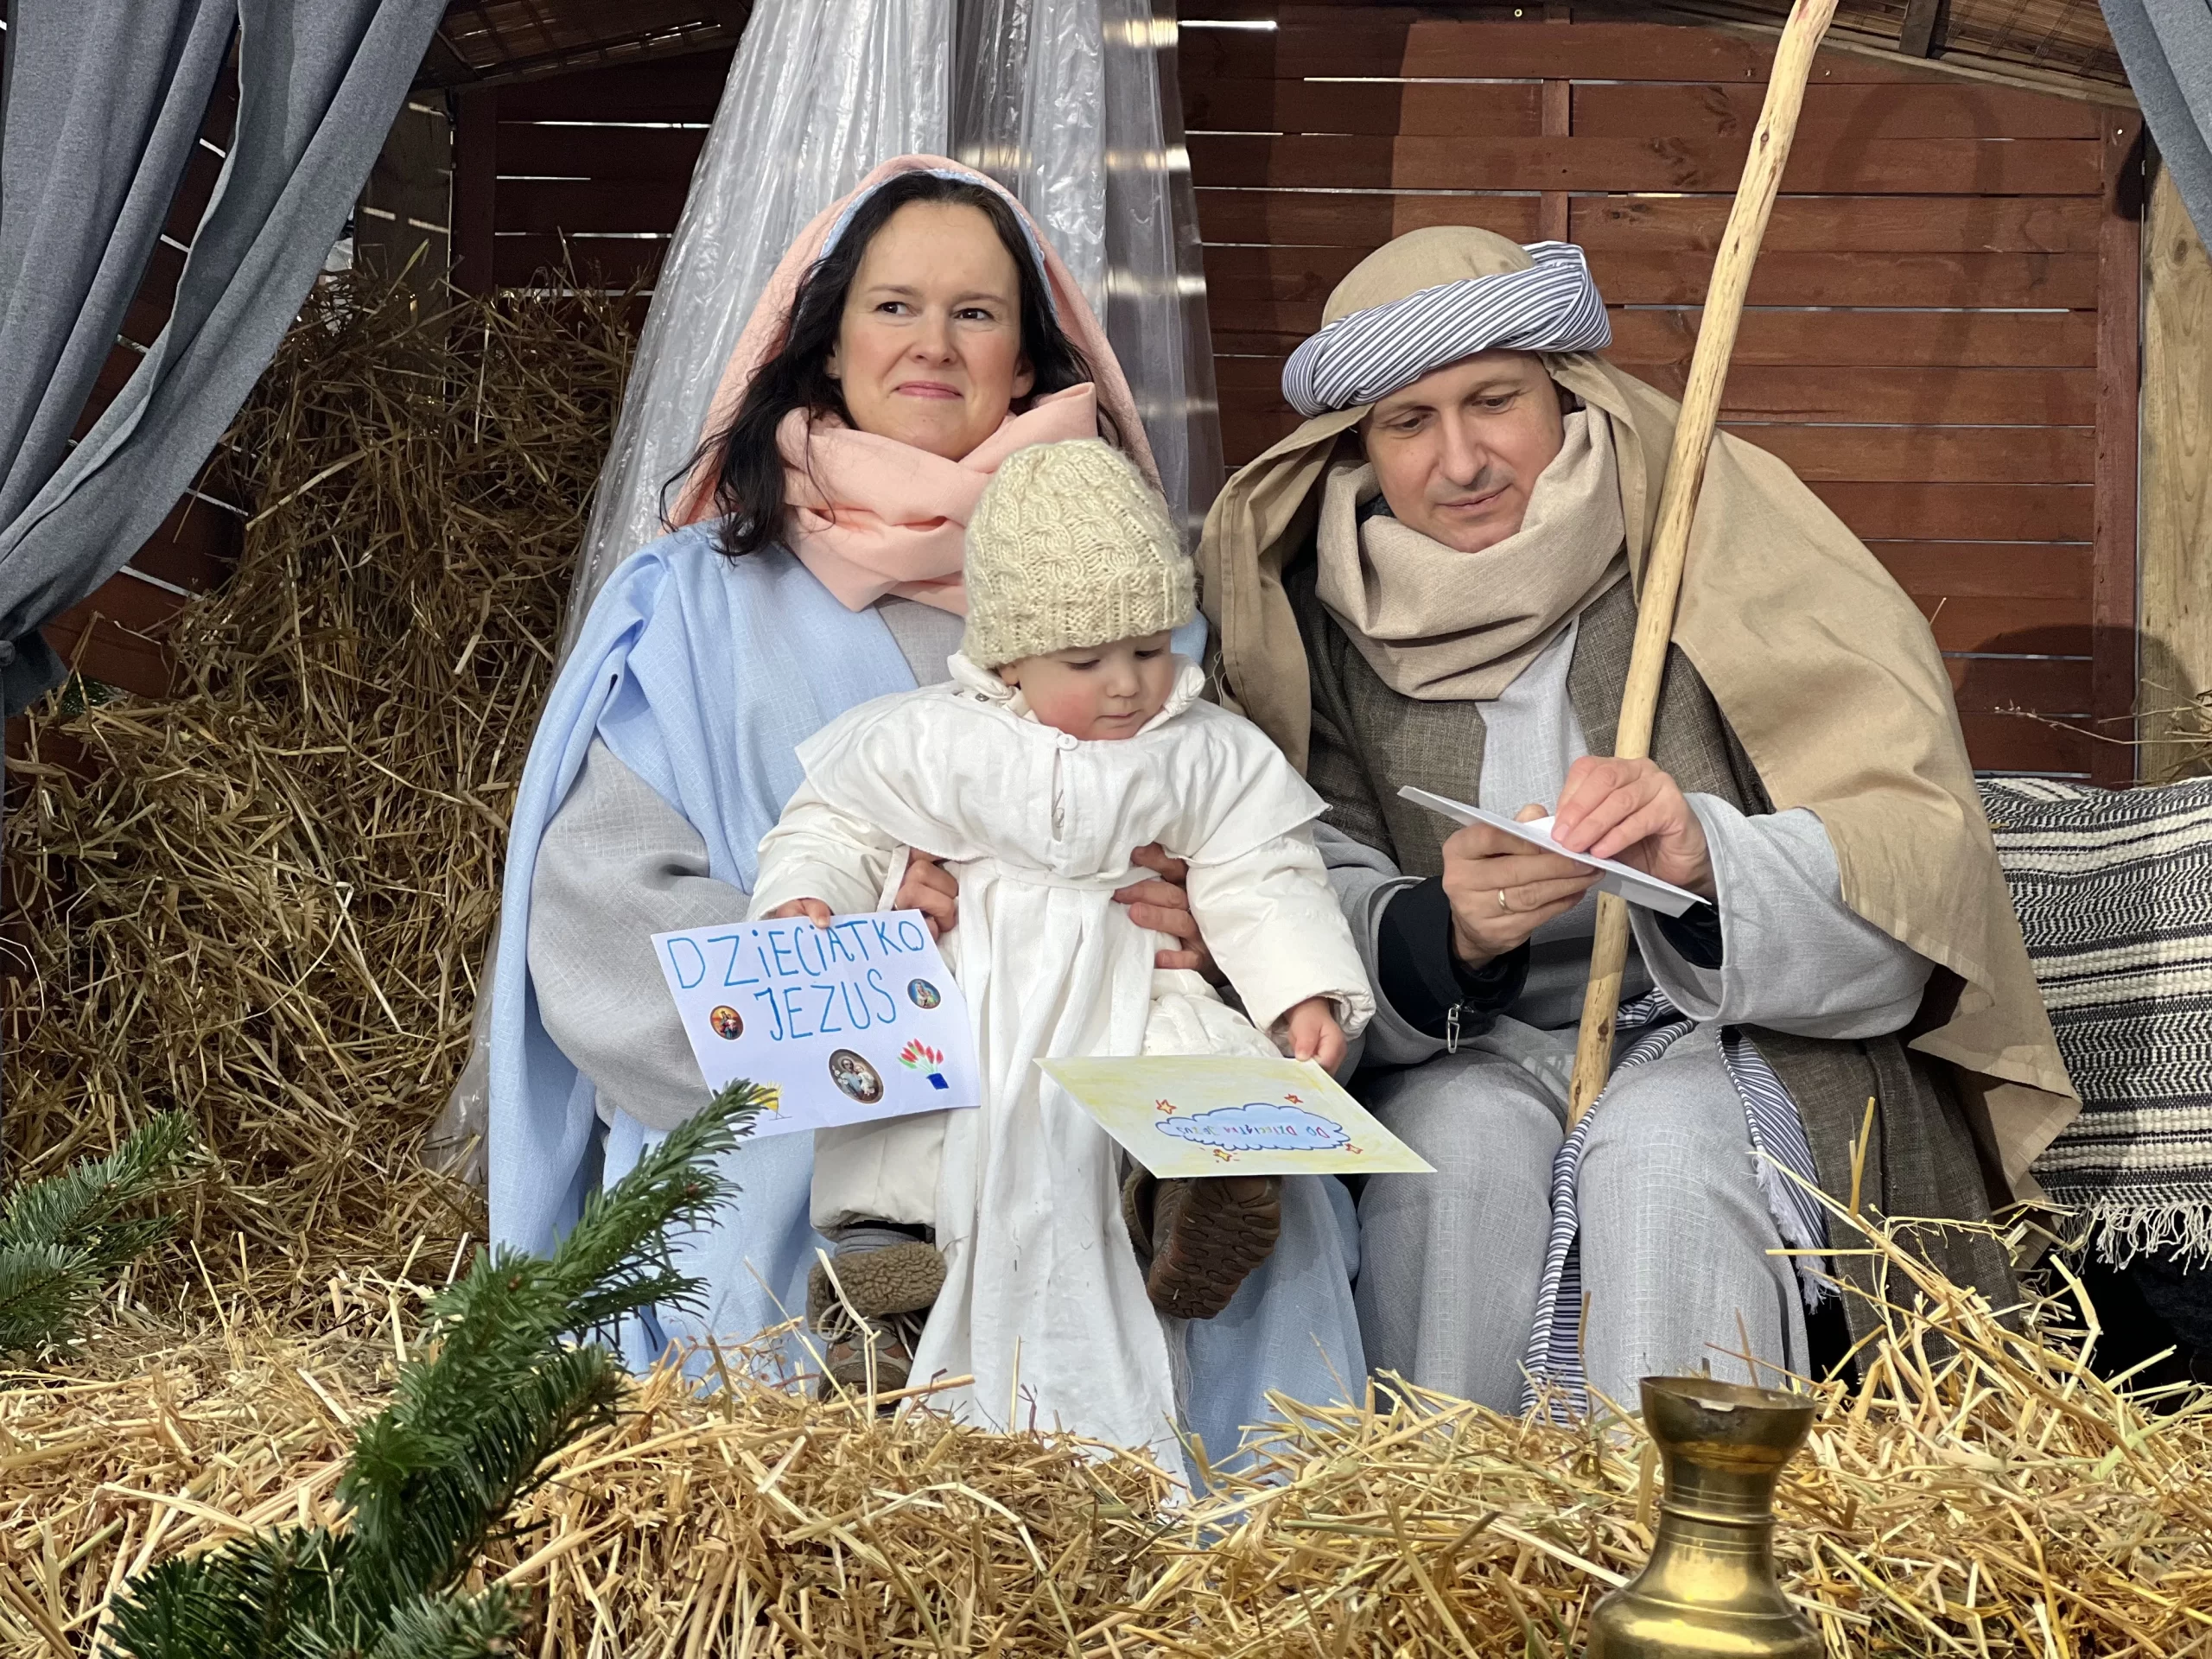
487;524;1366;1469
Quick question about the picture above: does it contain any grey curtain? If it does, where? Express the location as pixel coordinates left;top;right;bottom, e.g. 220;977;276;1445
2103;0;2212;238
0;0;447;715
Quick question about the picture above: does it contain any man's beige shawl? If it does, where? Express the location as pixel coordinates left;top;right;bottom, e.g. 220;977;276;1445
1197;226;2076;1198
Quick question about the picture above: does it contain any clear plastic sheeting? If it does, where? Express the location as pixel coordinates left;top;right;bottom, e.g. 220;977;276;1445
954;0;1224;541
1103;0;1224;543
556;0;953;653
435;0;952;1176
954;0;1108;315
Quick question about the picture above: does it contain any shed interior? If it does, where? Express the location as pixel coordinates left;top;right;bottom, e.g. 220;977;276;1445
35;0;2202;788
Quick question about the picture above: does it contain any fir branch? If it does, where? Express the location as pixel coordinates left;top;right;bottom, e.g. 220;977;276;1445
0;1113;195;1360
105;1082;766;1659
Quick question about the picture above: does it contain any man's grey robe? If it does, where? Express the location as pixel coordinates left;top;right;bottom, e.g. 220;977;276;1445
1292;559;2017;1408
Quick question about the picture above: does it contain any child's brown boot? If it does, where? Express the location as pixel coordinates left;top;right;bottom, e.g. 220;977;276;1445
1121;1171;1281;1319
809;1232;945;1396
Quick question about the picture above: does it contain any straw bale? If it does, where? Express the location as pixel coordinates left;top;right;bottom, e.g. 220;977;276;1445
3;275;634;1306
5;1242;2211;1656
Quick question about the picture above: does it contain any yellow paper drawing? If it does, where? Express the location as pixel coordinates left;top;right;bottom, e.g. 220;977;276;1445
1038;1056;1435;1179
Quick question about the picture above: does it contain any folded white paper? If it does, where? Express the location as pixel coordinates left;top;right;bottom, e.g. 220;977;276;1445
1396;785;1704;917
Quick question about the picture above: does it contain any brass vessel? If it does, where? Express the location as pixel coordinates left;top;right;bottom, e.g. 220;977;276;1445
1585;1377;1820;1658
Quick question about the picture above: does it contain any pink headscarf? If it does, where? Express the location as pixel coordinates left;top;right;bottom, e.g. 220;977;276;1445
668;156;1158;614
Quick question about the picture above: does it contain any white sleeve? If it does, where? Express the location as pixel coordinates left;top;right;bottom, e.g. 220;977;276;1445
1186;826;1377;1040
747;780;901;920
1630;796;1932;1039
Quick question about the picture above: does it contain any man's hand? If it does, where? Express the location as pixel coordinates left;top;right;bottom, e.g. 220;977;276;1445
763;897;833;927
1551;757;1714;899
1440;804;1600;965
1114;842;1221;979
896;851;960;939
1283;996;1347;1072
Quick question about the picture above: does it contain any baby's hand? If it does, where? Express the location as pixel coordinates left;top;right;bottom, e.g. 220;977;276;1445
763;898;834;928
1284;996;1347;1073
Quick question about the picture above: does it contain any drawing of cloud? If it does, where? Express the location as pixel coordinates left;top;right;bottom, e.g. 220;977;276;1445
1156;1102;1350;1153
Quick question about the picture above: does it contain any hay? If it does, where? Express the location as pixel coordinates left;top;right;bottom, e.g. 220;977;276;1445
4;1239;2210;1656
3;276;636;1304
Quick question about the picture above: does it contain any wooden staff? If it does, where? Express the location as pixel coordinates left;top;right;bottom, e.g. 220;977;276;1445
1563;0;1840;1129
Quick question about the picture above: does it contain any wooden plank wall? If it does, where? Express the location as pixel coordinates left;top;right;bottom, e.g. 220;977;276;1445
454;51;734;295
41;67;247;700
1183;7;2143;779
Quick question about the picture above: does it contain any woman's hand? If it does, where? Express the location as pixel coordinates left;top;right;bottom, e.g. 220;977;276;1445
896;851;960;940
1550;757;1714;899
763;898;833;927
1283;996;1347;1072
1114;843;1221;979
1440;804;1599;966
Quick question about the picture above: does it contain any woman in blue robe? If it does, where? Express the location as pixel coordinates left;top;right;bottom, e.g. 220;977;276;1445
486;155;1365;1471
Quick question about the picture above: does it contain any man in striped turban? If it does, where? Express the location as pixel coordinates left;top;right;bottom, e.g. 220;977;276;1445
1196;226;2071;1415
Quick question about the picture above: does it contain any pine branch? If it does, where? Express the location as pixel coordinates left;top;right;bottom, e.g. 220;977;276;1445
0;1113;195;1360
105;1082;766;1659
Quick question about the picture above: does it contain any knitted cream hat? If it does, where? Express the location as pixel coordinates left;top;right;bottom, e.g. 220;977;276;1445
961;439;1194;667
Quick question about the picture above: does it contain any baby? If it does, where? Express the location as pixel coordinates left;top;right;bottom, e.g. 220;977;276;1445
748;439;1371;1463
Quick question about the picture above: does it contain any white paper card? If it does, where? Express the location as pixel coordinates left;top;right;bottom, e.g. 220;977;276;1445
1039;1055;1434;1179
652;910;980;1139
1395;785;1703;917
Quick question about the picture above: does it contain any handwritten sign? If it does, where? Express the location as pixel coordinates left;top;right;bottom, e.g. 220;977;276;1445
653;910;979;1139
1039;1056;1433;1179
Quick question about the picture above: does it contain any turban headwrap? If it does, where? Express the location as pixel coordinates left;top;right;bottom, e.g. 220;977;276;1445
1280;240;1610;417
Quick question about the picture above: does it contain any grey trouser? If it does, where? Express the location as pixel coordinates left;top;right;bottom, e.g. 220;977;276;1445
1353;1024;1806;1414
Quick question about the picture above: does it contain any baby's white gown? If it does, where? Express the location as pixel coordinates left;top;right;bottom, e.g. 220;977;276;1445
750;657;1370;1470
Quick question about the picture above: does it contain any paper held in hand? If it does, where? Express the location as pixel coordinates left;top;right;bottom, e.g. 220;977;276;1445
1396;785;1703;917
1040;1055;1434;1179
653;910;980;1140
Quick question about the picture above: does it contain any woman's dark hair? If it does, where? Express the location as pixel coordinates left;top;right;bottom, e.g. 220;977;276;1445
679;173;1094;560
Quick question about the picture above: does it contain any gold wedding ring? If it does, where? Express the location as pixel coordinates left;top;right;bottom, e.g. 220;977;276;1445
1496;887;1515;913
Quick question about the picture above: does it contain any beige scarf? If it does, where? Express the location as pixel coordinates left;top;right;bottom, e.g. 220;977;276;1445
1315;410;1626;702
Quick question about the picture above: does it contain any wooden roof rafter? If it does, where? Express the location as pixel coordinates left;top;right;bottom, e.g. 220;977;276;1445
1619;0;2132;105
418;0;753;90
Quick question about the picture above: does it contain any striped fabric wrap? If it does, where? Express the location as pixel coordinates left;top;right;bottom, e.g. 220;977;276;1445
1279;241;1612;418
1521;990;1832;1421
1980;776;2212;1267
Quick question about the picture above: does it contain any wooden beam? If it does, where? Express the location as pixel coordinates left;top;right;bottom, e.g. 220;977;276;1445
1541;3;1572;243
450;86;498;297
2091;111;2143;785
2139;153;2212;781
1897;0;1947;58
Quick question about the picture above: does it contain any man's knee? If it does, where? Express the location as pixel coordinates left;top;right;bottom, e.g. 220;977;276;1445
1364;1054;1561;1179
1583;1050;1745;1172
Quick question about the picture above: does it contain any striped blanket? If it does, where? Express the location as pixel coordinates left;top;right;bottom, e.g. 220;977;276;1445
1980;777;2212;1265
